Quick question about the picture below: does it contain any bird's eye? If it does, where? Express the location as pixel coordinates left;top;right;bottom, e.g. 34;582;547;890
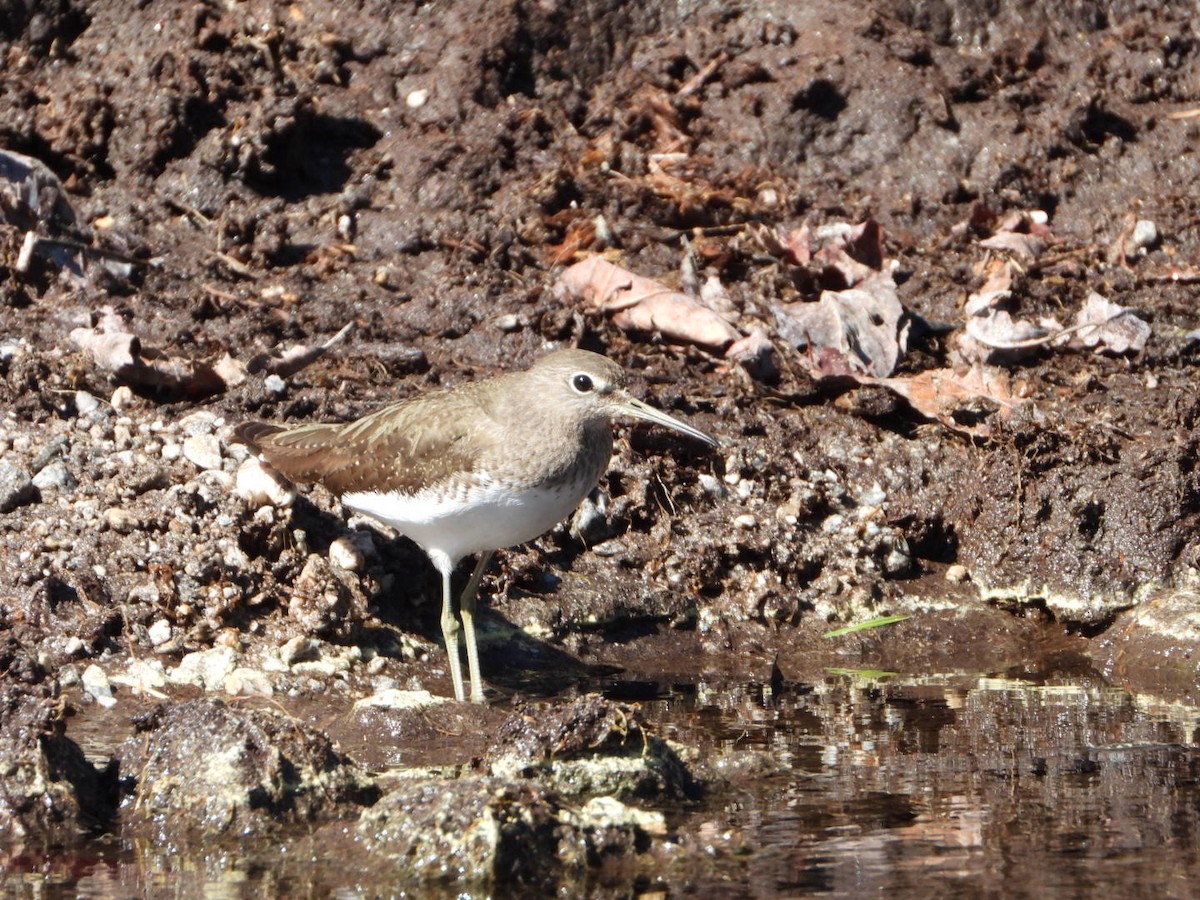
572;373;595;393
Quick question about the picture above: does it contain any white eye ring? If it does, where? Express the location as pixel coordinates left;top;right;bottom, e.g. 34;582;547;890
572;372;595;393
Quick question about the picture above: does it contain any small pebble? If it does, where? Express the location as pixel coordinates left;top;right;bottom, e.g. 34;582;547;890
264;373;287;396
225;667;274;697
235;458;296;507
945;564;970;583
148;618;172;646
329;536;364;572
74;391;101;417
734;514;758;530
110;386;135;411
493;313;521;332
0;465;37;513
280;635;321;667
32;460;75;492
697;473;728;499
1129;219;1158;253
104;507;142;534
182;434;223;470
405;88;429;108
81;664;117;708
354;689;448;710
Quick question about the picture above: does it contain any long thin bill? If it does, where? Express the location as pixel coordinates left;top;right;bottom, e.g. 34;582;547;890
619;396;719;447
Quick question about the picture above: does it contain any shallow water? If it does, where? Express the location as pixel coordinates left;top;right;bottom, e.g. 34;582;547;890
5;673;1199;898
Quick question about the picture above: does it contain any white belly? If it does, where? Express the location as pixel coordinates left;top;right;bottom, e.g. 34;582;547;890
342;479;589;573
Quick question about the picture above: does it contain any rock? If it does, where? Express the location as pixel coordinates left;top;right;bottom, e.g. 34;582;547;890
945;564;970;583
279;635;321;666
178;411;219;437
484;695;698;800
182;434;223;470
73;391;101;417
110;386;135;411
117;700;377;839
111;659;169;697
147;619;172;646
354;689;449;710
357;774;665;891
329;536;364;572
168;646;238;692
570;488;617;545
0;465;37;513
225;667;274;697
0;653;117;842
32;460;76;492
81;664;116;708
103;507;142;534
234;458;296;507
1129;219;1158;253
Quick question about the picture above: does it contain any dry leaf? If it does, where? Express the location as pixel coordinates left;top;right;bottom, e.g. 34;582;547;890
1070;292;1150;355
774;264;906;378
554;256;740;349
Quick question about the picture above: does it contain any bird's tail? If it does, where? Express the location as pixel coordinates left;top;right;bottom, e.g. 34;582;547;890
232;421;286;451
232;420;346;485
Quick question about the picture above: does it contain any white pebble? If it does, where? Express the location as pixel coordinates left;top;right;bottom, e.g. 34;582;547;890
82;664;117;708
698;473;727;499
734;514;758;529
330;536;364;572
406;88;429;108
74;392;101;417
182;434;223;470
1129;219;1158;253
234;458;296;507
110;386;135;411
945;564;970;584
148;618;172;646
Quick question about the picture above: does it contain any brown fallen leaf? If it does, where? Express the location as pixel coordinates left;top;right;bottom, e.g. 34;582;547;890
773;265;907;378
878;365;1026;437
1070;292;1150;355
554;256;740;350
72;308;357;399
246;321;356;378
70;312;227;399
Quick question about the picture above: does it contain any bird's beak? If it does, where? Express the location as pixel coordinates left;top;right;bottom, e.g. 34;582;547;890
616;394;719;448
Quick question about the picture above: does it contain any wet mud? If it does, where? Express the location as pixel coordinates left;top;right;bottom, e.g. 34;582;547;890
2;0;1199;894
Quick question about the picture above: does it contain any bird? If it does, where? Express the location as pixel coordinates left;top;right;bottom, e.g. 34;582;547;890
235;348;717;703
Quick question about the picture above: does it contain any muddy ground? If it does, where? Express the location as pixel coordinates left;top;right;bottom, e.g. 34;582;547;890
1;0;1199;891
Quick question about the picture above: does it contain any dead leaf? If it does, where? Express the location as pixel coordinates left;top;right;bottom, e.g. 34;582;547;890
554;257;740;349
70;313;227;399
879;365;1026;437
246;322;356;378
1070;292;1150;355
72;308;355;399
773;264;906;378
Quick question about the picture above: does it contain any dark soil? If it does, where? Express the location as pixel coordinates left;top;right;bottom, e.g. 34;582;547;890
2;0;1199;890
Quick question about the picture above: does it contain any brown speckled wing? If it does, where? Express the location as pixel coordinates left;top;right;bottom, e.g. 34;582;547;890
250;389;489;497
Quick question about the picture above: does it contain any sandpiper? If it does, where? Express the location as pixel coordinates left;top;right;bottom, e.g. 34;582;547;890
235;349;716;703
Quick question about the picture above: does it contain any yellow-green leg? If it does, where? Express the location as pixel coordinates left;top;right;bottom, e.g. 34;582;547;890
438;565;466;702
458;550;494;704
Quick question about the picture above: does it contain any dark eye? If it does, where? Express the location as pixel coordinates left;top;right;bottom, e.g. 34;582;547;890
572;373;594;393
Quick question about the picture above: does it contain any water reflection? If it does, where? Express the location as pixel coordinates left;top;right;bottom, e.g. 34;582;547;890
4;674;1198;897
643;675;1200;897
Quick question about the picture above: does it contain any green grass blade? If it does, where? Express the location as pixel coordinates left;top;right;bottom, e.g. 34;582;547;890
822;614;909;638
